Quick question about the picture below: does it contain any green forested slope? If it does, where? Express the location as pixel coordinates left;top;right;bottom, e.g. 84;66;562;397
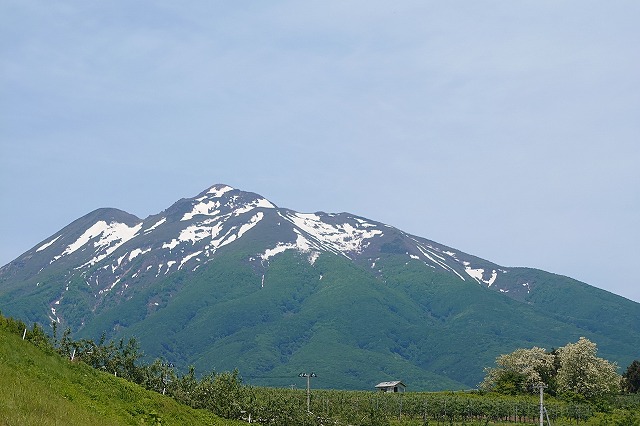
70;248;640;391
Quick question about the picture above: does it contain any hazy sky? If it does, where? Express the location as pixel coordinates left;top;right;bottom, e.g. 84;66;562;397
2;1;639;302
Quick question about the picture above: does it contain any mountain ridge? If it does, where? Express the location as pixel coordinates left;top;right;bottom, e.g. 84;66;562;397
1;184;638;390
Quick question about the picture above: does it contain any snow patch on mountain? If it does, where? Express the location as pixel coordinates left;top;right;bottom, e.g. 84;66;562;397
354;218;378;228
37;235;61;252
62;221;111;256
209;226;236;249
163;211;265;264
182;186;274;222
260;232;316;262
179;251;203;269
464;263;498;286
206;184;234;198
261;243;294;260
282;212;383;256
411;238;466;281
145;217;166;233
54;221;142;268
237;212;264;238
163;219;224;250
308;251;320;265
234;198;275;215
182;201;220;221
129;247;151;261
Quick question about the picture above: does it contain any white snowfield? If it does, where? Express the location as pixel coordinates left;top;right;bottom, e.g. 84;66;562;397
281;212;383;257
36;235;61;252
260;232;314;261
144;217;166;233
256;211;386;267
181;200;221;221
463;263;498;287
49;220;143;268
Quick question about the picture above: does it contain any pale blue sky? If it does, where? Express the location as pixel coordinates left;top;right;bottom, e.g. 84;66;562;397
2;1;639;302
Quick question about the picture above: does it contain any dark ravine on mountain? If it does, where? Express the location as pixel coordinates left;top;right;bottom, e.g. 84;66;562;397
1;184;639;390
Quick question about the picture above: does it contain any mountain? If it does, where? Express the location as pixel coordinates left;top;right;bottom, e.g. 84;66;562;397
1;184;639;390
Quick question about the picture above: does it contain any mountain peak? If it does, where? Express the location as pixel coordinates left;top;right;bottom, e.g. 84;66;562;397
200;184;235;199
182;184;276;222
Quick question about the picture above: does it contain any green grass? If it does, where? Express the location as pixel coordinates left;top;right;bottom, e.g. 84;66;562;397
2;322;639;426
0;328;243;426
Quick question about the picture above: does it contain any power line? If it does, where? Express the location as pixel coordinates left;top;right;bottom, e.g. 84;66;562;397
244;375;300;379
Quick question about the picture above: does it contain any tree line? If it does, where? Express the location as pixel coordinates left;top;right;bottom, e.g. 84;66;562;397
2;312;639;425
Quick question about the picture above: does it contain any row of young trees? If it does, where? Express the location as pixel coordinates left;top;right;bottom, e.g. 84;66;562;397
4;313;640;424
480;336;640;399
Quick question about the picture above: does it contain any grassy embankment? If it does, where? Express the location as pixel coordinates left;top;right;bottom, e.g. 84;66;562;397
0;327;243;425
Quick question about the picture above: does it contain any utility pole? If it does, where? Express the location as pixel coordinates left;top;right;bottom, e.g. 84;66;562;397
298;372;316;412
533;382;548;426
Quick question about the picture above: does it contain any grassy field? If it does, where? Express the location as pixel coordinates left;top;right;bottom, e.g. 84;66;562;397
2;318;638;426
0;328;243;425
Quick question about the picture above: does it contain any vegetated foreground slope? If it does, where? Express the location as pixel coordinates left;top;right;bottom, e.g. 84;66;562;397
0;326;241;426
1;184;639;391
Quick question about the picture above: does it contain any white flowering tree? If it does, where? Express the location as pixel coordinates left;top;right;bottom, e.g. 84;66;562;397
482;337;621;399
481;346;555;394
556;337;621;399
